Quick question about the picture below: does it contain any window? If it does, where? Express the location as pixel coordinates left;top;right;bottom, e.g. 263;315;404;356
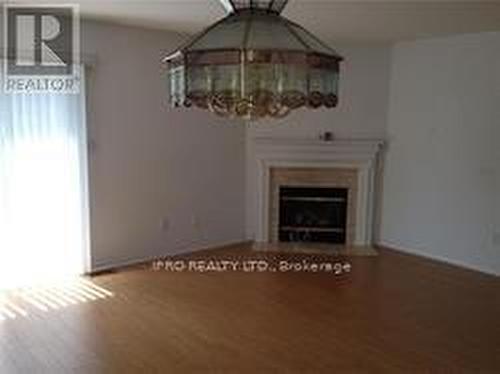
0;66;89;289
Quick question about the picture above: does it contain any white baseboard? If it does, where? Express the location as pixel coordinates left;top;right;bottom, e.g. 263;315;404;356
89;253;161;274
378;240;499;277
88;239;249;274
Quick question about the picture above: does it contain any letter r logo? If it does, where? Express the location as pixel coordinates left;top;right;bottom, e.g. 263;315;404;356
5;6;76;75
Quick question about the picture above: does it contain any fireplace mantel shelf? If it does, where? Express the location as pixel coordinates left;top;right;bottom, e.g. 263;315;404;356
253;137;385;162
254;137;385;147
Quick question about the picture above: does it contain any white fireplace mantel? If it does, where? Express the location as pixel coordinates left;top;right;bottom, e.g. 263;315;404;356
253;137;385;245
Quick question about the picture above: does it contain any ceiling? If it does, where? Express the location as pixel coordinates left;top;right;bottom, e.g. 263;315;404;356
3;1;500;43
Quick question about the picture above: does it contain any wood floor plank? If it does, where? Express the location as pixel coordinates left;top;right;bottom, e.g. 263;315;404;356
0;244;499;372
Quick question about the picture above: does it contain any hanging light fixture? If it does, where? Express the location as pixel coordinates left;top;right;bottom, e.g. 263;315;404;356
165;0;343;120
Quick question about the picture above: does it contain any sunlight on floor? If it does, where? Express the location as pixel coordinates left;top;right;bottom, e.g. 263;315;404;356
0;278;113;321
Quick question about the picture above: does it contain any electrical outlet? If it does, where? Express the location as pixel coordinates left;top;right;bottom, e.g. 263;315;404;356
191;215;199;226
191;215;201;234
493;232;500;247
160;217;170;232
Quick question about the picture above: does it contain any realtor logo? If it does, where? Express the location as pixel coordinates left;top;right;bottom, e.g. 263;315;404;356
3;5;80;93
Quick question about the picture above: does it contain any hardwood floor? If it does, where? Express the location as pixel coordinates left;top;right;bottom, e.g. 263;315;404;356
1;243;499;373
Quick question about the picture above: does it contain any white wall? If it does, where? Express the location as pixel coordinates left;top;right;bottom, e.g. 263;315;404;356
82;21;246;270
246;44;392;139
245;44;392;238
380;32;500;275
4;8;499;275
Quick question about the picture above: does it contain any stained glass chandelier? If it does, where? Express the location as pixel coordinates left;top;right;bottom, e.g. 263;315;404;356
165;0;343;120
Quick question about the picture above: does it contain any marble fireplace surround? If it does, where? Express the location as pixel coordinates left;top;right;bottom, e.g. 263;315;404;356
253;137;385;246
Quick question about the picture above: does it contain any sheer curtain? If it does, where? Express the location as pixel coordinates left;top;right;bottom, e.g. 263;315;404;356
0;67;89;289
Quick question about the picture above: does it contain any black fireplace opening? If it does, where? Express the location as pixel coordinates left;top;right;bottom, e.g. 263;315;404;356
279;186;348;244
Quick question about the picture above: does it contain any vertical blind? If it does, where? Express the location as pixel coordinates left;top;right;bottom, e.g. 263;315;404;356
0;67;89;289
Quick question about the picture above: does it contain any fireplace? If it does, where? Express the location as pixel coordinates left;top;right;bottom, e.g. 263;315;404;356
251;137;384;246
279;186;348;244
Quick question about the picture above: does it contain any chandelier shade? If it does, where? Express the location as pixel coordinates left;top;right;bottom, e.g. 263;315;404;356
165;1;343;120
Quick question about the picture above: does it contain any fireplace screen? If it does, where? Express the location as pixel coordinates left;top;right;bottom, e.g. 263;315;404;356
279;186;348;244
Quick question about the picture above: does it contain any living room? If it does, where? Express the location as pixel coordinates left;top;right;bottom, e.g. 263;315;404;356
0;1;499;372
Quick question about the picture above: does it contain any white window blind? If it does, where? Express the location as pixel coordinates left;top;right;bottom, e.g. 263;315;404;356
0;67;90;289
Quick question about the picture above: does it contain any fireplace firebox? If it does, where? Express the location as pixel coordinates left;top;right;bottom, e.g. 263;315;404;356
278;186;348;244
